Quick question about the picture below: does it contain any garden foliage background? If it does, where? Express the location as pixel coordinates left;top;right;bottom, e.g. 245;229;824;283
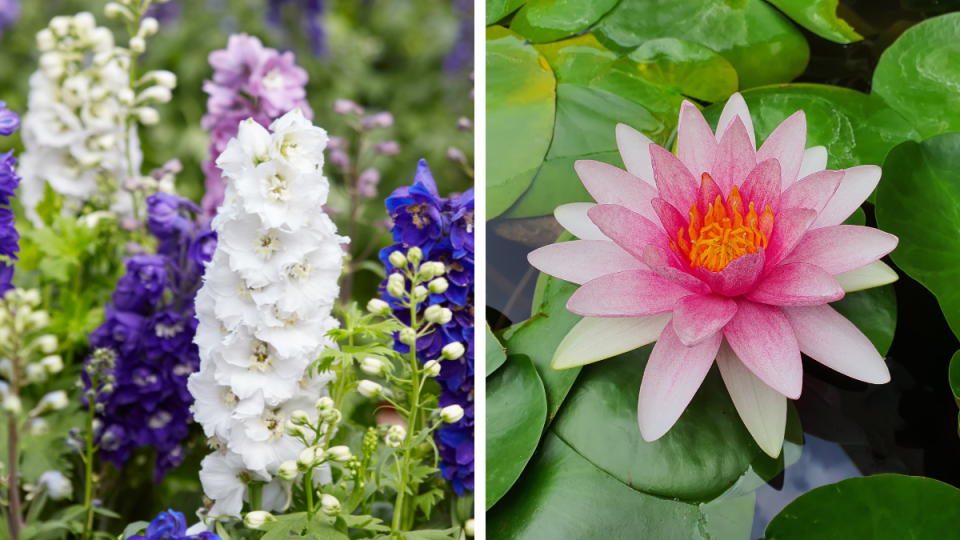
0;0;474;522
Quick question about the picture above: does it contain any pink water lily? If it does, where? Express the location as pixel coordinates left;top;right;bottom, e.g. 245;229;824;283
527;94;899;458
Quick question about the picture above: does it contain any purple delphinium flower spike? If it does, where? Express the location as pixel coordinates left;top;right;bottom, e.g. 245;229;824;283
0;101;21;294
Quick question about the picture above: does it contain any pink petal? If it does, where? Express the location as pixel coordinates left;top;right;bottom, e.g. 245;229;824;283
651;198;688;239
555;203;608;240
567;270;693;317
528;240;646;285
763;208;818;272
552;314;672;370
797;146;828;180
650;143;699;213
711;116;757;194
695;251;765;297
588;204;669;258
780;225;899;275
782;304;891;384
678;101;719;180
643;245;712;295
716;93;757;149
812;166;882;229
746;263;845;307
673;294;738;347
723;298;803;399
616;124;656;188
756;111;806;190
716;340;787;458
778;170;844;215
741;158;782;214
638;320;722;442
697;171;724;213
574;160;659;223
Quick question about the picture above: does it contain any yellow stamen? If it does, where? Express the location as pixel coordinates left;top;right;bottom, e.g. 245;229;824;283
682;185;774;272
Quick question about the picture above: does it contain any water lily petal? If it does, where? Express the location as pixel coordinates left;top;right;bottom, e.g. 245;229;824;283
643;245;711;294
555;203;607;240
552;314;672;370
711;116;757;194
616;123;656;188
780;225;898;275
723;298;803;399
695;250;764;297
782;304;891;384
834;260;899;293
812;165;882;229
763;208;818;272
528;240;646;285
673;294;738;346
638;321;722;442
651;198;688;240
756;111;806;190
779;170;844;215
716;92;756;149
746;262;845;306
678;101;719;179
716;339;787;458
650;143;700;213
588;204;669;259
741;158;782;214
567;270;692;317
697;170;724;213
574;160;659;223
797;146;828;180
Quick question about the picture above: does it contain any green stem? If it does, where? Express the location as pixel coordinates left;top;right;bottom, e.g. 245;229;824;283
82;385;97;540
249;482;263;512
392;328;421;532
304;468;315;518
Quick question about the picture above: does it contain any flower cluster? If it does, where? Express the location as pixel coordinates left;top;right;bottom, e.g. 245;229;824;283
88;192;213;482
200;33;312;221
17;11;174;221
444;0;473;73
380;160;475;495
0;101;21;294
267;0;326;56
189;108;345;517
129;509;219;540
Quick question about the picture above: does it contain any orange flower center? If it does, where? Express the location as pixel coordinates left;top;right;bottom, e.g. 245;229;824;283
675;175;775;273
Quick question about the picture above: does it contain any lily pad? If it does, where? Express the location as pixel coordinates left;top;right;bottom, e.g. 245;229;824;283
875;133;960;341
766;0;863;44
830;285;897;357
592;0;810;89
486;26;557;220
486;322;507;377
486;354;547;510
510;0;620;44
552;344;785;502
873;13;960;138
703;85;920;171
487;0;528;25
950;351;960;406
534;34;619;85
622;38;739;103
760;475;960;539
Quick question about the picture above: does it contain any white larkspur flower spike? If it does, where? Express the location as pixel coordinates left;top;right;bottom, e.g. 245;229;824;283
527;94;899;459
189;109;346;516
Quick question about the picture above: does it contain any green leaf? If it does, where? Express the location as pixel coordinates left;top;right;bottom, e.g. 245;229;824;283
413;488;446;521
872;13;960;139
402;528;459;540
339;514;389;532
510;0;619;43
622;38;739;103
259;512;309;540
488;431;720;539
950;351;960;406
486;322;507;377
766;0;863;44
487;0;528;25
875;133;960;340
486;354;547;510
120;521;150;540
552;344;787;502
486;26;557;220
760;475;960;539
534;33;619;85
703;84;921;172
592;0;809;89
830;285;897;357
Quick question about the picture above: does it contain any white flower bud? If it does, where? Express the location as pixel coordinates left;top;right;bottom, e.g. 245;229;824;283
104;3;134;20
22;290;41;307
128;36;146;54
277;460;299;481
137;85;172;104
298;446;321;467
29;418;50;437
411;286;428;304
135;107;159;125
320;494;341;516
423;261;446;279
118;88;136;106
145;70;177;89
37;390;69;413
442;342;465;361
73;12;96;35
360;357;383;376
243;510;275;529
428;277;449;294
284;420;304;438
386;274;406;299
464;519;475;537
385;425;406;448
315;396;334;411
440;405;464;424
138;17;159;37
39;52;65;79
424;305;452;325
407;247;422;265
26;363;47;383
357;380;382;398
324;445;352;463
37;471;72;500
36;29;56;51
366;298;391;316
290;409;310;426
399;328;417;345
89;27;114;51
36;335;59;354
424;360;441;378
40;355;64;374
28;310;50;329
388;251;407;268
3;394;22;415
49;16;71;36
